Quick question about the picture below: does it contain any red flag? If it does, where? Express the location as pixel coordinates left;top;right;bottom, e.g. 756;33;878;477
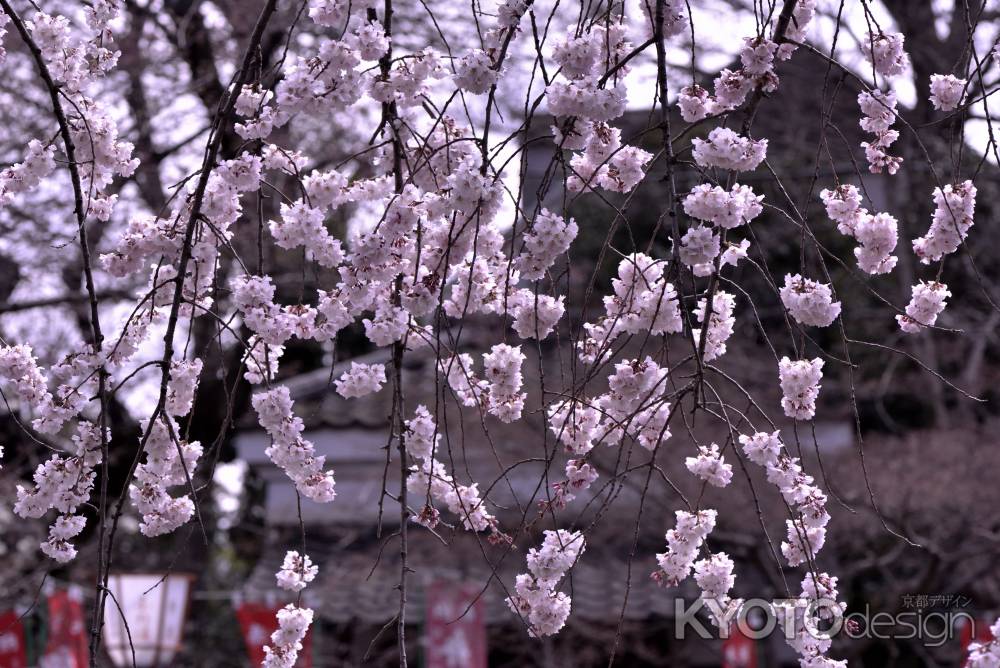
41;589;88;668
722;620;757;668
236;602;312;667
0;610;28;668
425;582;487;668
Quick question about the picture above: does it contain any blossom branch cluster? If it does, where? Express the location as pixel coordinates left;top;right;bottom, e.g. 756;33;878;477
506;530;585;637
0;3;991;666
404;404;500;536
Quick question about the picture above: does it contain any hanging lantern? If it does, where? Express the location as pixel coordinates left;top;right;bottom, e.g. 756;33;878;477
102;573;193;667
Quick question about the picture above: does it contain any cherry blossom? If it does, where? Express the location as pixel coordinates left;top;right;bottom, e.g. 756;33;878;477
252;387;337;503
692;127;767;171
653;509;717;586
276;551;319;592
506;530;585;637
779;357;824;421
263;605;314;668
863;31;908;78
685;443;733;487
780;274;841;328
683;183;764;229
929;73;967;111
0;3;989;665
897;281;951;333
677;84;712;122
913;180;977;263
335;362;387;399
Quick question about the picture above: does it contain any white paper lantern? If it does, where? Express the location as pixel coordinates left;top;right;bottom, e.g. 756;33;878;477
102;573;193;667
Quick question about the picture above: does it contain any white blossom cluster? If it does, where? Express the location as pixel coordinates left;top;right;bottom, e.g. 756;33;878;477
506;530;584;637
363;305;409;347
0;12;8;63
262;605;314;668
817;183;867;241
721;238;751;269
740;37;779;77
166;359;203;417
775;575;847;667
483;344;527;423
404;405;498;534
40;514;88;563
547;24;628;122
577;254;682;364
897;281;951;333
641;0;687;40
677;84;714;122
738;431;830;567
0;317;199;556
252;387;337;503
0;344;63;433
929;73;966;111
679;226;720;276
567;123;653;194
334;362;387;399
739;430;840;664
779;274;841;328
19;423;103;562
683;183;764;229
675;0;817;121
653;509;717;586
129;417;202;537
778;357;824;421
543;355;679;511
16;5;137;220
693;291;737;362
0;342;104;559
780;0;818;59
516;210;578;281
0;139;56;206
858;90;902;175
691;127;768;172
820;185;898;275
692;552;736;607
439;345;526;424
547;400;602;456
403;404;438;461
684;443;733;488
863;31;908;78
913;180;977;264
508;289;565;340
275;550;319;592
454;0;530;92
544;24;656;194
548;458;600;509
454;50;498;94
597;357;671;450
550;359;674;462
852;212;899;275
270;200;345;268
439;353;488;408
243;337;283;385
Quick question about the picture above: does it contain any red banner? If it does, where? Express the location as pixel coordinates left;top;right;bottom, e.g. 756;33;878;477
0;610;27;668
425;582;487;668
236;602;312;667
40;589;88;668
722;621;757;668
